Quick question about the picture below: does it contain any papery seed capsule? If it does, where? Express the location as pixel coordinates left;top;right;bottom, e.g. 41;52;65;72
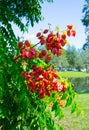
18;42;23;48
43;29;48;34
24;40;30;47
71;30;76;36
67;30;71;37
67;25;73;30
36;32;41;37
61;34;66;40
45;54;51;62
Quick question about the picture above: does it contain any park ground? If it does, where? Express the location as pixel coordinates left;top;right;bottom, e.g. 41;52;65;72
56;71;89;130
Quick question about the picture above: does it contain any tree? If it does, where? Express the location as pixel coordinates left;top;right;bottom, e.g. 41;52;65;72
49;50;69;70
0;0;53;46
0;1;56;129
82;0;89;49
81;48;89;72
0;1;80;129
66;45;78;70
75;49;83;71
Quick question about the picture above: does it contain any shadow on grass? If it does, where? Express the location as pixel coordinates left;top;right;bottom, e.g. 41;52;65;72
77;90;89;94
68;77;89;95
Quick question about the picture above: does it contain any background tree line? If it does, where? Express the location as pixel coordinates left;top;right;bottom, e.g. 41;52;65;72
49;45;89;72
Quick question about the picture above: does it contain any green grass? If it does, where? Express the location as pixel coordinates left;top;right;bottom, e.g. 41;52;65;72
55;71;89;129
56;71;89;78
58;93;89;130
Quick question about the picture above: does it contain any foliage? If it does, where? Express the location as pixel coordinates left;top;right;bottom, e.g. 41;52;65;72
81;48;89;72
0;1;80;129
49;50;69;69
66;46;77;69
49;45;85;71
46;43;89;72
74;49;83;71
0;0;53;46
82;0;89;27
0;24;79;130
82;0;89;49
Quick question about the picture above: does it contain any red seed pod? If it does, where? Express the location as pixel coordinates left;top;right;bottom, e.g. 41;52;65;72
43;29;48;34
67;25;73;30
71;30;76;37
24;40;30;47
36;32;41;37
61;86;66;93
51;48;57;55
39;50;46;58
39;92;45;98
31;65;37;70
45;89;50;97
61;34;66;40
18;42;23;48
67;30;71;37
56;50;62;57
56;32;60;39
39;53;44;58
45;54;51;62
46;33;54;43
60;39;66;46
20;48;26;58
40;39;45;45
41;50;46;56
27;81;36;93
24;73;31;80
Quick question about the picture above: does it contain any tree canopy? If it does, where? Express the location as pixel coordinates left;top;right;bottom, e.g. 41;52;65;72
0;1;81;129
82;0;89;49
0;0;53;45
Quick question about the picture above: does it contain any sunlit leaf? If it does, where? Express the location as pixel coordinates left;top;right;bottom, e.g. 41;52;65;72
65;97;72;107
71;102;76;113
52;101;58;111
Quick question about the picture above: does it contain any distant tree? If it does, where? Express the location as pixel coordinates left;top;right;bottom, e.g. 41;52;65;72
81;48;89;72
50;46;84;71
83;35;89;50
49;50;69;70
75;49;83;71
66;46;78;69
82;0;89;49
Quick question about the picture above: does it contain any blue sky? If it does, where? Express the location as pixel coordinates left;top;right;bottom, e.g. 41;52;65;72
14;0;86;49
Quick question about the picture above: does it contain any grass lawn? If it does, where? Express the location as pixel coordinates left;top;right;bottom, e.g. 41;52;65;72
56;71;89;78
55;71;89;129
58;93;89;130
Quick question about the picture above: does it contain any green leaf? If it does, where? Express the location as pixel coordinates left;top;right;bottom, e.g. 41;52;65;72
55;124;63;130
23;126;28;130
65;97;72;107
19;93;26;102
61;92;67;100
0;108;5;118
58;109;64;120
55;106;60;117
52;101;58;111
0;87;3;97
71;102;76;113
